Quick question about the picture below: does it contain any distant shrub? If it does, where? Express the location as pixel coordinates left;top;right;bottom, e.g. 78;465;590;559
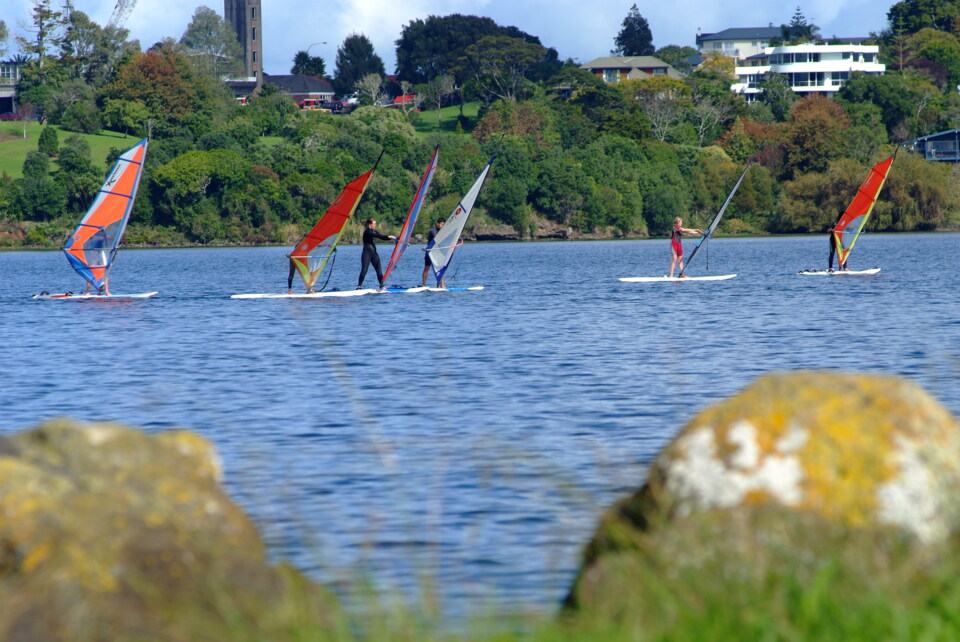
38;127;59;157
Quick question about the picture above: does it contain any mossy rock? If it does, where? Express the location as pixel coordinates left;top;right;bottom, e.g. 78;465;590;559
0;419;340;640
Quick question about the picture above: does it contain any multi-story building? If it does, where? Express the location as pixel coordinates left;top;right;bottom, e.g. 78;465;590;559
0;60;24;114
695;27;781;64
731;43;884;99
224;0;261;84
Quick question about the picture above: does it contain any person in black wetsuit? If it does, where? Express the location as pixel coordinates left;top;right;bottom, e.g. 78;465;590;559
420;217;445;286
828;219;848;272
358;218;397;289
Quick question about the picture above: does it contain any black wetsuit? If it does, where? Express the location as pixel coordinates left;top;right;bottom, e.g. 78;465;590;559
359;227;391;287
828;231;847;270
424;226;439;266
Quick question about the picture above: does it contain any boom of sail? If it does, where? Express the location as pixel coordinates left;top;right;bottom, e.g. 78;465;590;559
289;154;382;290
383;146;439;283
62;138;148;291
427;155;494;284
832;153;896;267
684;159;753;270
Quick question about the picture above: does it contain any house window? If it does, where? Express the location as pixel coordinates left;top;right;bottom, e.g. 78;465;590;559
653;68;666;75
863;53;875;62
603;69;619;83
794;53;808;63
842;52;850;59
832;71;849;86
0;65;15;80
252;51;257;62
251;7;256;18
251;27;256;40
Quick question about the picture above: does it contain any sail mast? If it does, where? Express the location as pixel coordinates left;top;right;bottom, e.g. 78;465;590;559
383;146;439;284
684;159;753;270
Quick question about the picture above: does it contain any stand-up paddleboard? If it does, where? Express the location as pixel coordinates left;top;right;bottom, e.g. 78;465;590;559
381;286;429;293
798;268;881;276
619;275;736;283
231;289;378;299
33;291;158;300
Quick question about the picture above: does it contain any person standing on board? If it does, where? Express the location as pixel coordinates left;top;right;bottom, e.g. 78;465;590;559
827;217;848;272
669;217;703;278
420;217;445;286
358;218;397;289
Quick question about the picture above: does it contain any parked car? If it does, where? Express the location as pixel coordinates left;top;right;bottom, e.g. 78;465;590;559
340;93;359;106
0;113;21;121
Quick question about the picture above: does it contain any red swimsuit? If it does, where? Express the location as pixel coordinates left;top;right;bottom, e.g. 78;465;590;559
671;225;683;256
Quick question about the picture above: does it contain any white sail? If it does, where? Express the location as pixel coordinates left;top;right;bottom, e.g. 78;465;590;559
428;157;493;282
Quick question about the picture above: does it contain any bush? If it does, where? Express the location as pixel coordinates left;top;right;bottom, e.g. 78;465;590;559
60;103;102;135
38;127;59;157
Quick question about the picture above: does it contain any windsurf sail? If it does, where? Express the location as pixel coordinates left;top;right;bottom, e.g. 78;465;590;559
684;159;753;270
382;146;439;283
428;155;494;284
289;153;382;289
62;138;148;291
832;152;896;266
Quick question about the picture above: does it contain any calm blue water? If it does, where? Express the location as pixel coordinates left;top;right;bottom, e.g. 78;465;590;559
1;234;958;617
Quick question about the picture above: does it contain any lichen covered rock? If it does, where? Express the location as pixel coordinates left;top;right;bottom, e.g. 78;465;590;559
0;419;337;640
566;372;960;613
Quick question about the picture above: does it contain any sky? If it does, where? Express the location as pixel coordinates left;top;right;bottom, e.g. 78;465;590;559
2;0;891;75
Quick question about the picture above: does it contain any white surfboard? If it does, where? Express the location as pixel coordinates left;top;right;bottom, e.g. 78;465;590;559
619;275;737;283
426;286;485;292
231;289;378;299
798;268;881;276
33;291;158;300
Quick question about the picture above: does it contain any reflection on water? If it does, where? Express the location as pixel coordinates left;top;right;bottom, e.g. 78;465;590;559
1;233;958;616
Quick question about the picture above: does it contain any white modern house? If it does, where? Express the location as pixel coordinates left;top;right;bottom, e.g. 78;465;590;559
731;43;884;99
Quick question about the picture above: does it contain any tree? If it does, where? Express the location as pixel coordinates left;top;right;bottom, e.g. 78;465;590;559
423;74;455;125
15;0;67;78
395;14;548;85
759;72;797;121
291;51;325;77
782;95;850;178
837;72;915;139
333;34;385;97
656;45;698;74
887;0;960;37
621;77;691;142
0;19;9;57
38;126;58;156
354;73;385;106
612;4;654;56
460;36;547;102
180;6;243;78
779;6;820;44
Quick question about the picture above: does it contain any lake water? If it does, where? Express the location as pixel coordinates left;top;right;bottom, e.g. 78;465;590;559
1;233;958;618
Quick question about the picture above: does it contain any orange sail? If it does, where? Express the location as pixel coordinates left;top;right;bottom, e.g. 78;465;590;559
289;155;381;289
62;138;148;290
832;154;896;266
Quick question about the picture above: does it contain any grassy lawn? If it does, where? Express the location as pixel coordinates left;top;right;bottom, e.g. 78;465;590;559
412;101;480;137
0;122;136;178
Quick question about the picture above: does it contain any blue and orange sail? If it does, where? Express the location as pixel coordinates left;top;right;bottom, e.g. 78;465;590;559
289;153;382;289
832;152;896;266
62;138;148;291
382;146;439;284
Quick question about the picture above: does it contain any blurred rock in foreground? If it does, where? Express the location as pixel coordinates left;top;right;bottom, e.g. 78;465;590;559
564;372;960;617
0;419;337;641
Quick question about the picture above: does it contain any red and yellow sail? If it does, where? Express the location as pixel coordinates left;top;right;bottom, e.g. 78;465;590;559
832;154;896;266
289;157;381;289
63;138;148;290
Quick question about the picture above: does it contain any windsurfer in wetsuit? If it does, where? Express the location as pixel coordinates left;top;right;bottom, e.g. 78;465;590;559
827;219;848;272
420;217;445;287
358;218;397;289
669;217;703;278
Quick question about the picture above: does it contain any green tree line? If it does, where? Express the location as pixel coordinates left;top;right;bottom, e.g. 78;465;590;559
1;2;958;248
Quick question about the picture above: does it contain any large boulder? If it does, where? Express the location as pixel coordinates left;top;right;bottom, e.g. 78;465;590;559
565;372;960;617
0;419;338;640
